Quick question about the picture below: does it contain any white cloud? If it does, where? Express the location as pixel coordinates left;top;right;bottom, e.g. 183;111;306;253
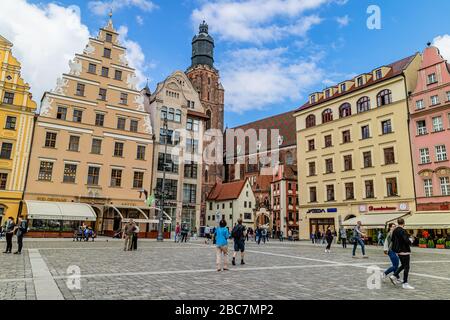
0;0;90;102
219;47;325;113
88;0;157;16
191;0;333;43
136;15;144;26
336;15;349;27
117;26;149;87
433;34;450;61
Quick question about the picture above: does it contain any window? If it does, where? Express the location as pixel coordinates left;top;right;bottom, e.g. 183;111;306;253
158;153;179;173
98;88;107;101
357;77;363;87
339;103;352;118
174;110;182;123
419;148;430;164
156;179;178;200
117;117;126;130
5;116;16;130
310;95;316;104
137;145;146;160
206;110;211;130
76;83;85;96
432;116;443;132
161;106;167;120
114;70;122;81
435;145;447;161
440;177;450;196
184;161;198;179
416;100;424;110
168;108;175;121
209;202;213;210
340;83;346;92
105;33;113;43
308;162;316;176
57;107;67;120
103;48;111;58
160;129;179;145
3;92;14;104
309;187;317;202
68;136;80;152
133;172;144;189
361;125;370;139
325;158;333;174
63;164;77;183
0;173;7;190
120;93;128;105
308;139;315;151
325;90;331;98
0;143;13;159
384;147;395;165
87;167;100;185
447;91;450;101
344;155;353;171
357;97;370;113
110;169;122;187
386;178;398;197
365;180;375;198
375;69;382;80
363;151;372;168
101;67;109;77
244;201;247;208
416;120;427;135
73;110;83;123
342;130;351;143
130;120;138;132
95;113;105;126
322;109;333;123
431;95;439;106
187;118;200;131
91;139;102;154
45;132;57;148
38;161;54;181
345;183;354;200
324;135;332;148
306;115;316;128
382;119;392;134
114;142;124;157
186;139;199;153
427;73;437;84
88;63;96;74
424;179;433;197
326;185;335;201
377;89;392;107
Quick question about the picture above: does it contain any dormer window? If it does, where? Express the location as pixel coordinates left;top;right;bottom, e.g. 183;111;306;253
310;95;316;104
325;89;331;98
357;77;363;87
375;69;382;80
105;33;113;43
340;83;346;92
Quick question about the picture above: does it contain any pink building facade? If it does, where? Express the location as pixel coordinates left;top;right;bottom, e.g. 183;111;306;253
409;46;450;213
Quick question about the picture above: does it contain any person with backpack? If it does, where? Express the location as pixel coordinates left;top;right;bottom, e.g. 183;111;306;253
352;221;368;258
390;218;415;290
215;219;230;272
14;216;28;254
231;218;246;266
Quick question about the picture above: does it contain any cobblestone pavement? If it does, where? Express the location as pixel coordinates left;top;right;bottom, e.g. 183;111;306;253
1;238;450;300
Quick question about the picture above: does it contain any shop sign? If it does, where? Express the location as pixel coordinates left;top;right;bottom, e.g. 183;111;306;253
37;197;67;202
368;205;397;212
307;208;337;214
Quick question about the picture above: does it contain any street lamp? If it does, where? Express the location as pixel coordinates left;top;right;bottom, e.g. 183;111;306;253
157;114;169;241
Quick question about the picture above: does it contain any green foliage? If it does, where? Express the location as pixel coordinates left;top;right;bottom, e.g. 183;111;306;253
437;238;446;245
419;238;427;245
427;239;435;248
446;241;450;249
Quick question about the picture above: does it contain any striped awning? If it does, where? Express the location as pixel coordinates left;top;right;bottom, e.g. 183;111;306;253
24;200;97;221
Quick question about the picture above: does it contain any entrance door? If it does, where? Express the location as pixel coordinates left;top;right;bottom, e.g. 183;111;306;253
309;218;336;235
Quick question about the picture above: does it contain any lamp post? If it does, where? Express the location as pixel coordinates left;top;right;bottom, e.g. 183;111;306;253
157;114;169;241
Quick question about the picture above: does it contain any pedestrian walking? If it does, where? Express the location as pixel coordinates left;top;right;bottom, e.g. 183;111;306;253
122;219;136;251
315;230;321;246
181;224;189;243
325;227;333;253
14;216;28;254
339;226;347;249
132;224;139;251
382;223;399;282
175;222;181;243
231;218;246;266
311;232;315;244
377;230;384;246
256;227;262;245
352;221;368;258
390;218;415;289
3;217;15;254
288;229;293;241
215;219;230;272
261;228;267;244
279;230;284;242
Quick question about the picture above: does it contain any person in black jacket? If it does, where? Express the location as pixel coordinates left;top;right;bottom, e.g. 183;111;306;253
14;216;28;254
390;218;415;290
3;217;15;254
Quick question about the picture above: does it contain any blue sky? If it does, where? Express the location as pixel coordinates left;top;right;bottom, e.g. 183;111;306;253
2;0;450;128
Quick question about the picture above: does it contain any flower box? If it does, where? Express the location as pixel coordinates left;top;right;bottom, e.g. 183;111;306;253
436;244;445;249
419;244;428;248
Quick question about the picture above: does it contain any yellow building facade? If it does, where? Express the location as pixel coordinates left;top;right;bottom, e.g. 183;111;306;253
294;54;421;240
0;35;37;224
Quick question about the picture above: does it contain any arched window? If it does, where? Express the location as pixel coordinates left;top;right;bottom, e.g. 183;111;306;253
306;114;316;128
339;103;352;118
206;110;212;130
174;110;182;123
322;109;333;123
168;108;174;121
357;96;371;113
160;106;167;120
377;89;392;107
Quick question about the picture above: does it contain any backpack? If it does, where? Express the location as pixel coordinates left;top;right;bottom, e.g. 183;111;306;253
232;225;244;240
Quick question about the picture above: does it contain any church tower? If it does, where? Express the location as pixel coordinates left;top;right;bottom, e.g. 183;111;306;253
186;21;225;225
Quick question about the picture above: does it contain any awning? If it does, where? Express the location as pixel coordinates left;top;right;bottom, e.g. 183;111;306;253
107;205;172;224
341;212;410;229
24;200;97;221
404;212;450;229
